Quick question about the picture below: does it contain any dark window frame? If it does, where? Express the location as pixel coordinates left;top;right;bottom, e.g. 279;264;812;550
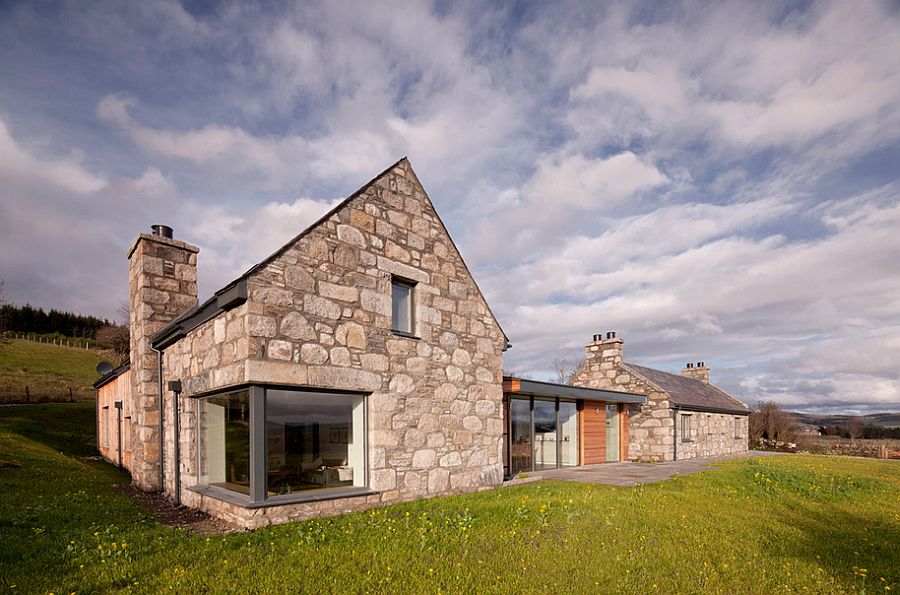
391;277;416;337
190;384;372;508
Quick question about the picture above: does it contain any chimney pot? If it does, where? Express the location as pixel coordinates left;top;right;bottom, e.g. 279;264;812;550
612;331;616;338
151;224;174;239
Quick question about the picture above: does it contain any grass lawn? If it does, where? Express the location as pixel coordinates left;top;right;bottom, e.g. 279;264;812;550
2;403;900;594
0;340;107;402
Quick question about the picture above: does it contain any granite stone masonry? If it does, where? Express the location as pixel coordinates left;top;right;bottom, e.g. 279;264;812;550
127;233;199;490
124;158;508;529
573;333;749;462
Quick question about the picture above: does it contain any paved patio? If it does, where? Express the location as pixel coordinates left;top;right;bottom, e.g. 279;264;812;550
532;451;783;487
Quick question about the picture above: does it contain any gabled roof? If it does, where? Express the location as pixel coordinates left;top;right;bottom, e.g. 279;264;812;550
151;157;509;350
624;363;750;415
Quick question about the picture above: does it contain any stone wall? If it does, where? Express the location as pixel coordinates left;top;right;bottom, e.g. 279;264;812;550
127;233;198;490
572;336;675;462
676;411;748;460
159;159;507;527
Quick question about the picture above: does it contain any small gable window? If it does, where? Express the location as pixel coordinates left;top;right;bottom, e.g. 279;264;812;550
391;278;415;335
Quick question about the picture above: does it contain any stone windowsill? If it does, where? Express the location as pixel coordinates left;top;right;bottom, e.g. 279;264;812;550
187;484;377;509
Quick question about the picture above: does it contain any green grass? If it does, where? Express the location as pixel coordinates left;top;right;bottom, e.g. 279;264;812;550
0;339;107;402
2;403;900;594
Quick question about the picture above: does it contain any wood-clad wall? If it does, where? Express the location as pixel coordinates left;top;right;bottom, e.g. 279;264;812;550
580;400;606;464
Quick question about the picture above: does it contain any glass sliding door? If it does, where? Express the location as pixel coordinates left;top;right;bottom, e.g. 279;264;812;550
559;401;579;467
533;400;558;470
509;398;532;475
606;403;620;462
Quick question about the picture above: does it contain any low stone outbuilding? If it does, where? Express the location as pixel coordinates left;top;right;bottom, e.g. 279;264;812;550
572;332;750;461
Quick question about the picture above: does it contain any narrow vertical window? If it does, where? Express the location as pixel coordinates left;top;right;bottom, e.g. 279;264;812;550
391;278;414;335
734;417;741;439
681;414;692;442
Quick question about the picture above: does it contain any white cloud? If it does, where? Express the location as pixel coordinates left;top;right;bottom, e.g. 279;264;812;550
0;119;106;194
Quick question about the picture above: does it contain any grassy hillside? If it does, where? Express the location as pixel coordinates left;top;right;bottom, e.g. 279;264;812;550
2;403;899;594
792;411;900;428
0;339;108;403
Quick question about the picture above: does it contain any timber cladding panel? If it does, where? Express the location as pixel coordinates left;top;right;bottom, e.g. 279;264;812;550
580;400;606;465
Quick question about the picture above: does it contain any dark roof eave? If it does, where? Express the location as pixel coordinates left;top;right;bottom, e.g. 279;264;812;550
672;402;751;415
150;278;248;350
505;376;646;404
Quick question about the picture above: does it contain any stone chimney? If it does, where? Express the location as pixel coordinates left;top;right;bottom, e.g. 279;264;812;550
681;361;710;384
572;331;624;390
127;226;199;491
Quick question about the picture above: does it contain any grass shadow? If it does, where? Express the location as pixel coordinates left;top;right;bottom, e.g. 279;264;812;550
0;402;97;456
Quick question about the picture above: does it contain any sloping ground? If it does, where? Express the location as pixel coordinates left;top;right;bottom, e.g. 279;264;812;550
2;403;899;593
0;339;107;402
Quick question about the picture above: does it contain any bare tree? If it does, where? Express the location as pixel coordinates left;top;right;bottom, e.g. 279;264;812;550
749;401;798;445
96;300;131;363
550;356;584;385
846;417;864;441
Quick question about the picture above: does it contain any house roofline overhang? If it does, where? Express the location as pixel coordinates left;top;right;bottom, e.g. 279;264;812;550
503;376;646;404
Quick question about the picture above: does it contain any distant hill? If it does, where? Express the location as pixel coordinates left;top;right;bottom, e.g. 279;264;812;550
0;339;107;403
789;411;900;429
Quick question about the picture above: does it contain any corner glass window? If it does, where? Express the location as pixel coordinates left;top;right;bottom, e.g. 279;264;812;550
391;279;414;334
198;390;251;495
266;390;366;495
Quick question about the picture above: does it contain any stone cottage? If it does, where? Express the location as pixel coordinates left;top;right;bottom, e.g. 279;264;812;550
94;157;750;529
95;158;509;529
572;332;750;461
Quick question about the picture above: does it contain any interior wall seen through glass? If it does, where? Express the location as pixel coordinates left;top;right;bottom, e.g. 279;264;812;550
559;402;579;466
199;390;251;495
533;400;558;470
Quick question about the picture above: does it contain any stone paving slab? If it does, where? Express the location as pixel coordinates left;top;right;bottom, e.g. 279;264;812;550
534;451;786;487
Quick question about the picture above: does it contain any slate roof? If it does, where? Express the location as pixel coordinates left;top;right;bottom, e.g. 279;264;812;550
624;363;750;415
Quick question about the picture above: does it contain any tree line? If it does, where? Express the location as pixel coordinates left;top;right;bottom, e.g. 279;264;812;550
0;303;112;338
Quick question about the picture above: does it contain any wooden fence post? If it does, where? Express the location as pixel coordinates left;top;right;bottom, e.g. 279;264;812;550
24;386;30;402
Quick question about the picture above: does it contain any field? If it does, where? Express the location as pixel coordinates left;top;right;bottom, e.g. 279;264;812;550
0;339;107;402
2;403;900;593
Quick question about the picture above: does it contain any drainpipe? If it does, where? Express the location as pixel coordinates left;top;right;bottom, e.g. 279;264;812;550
115;401;123;468
672;405;678;461
150;345;165;490
168;380;183;506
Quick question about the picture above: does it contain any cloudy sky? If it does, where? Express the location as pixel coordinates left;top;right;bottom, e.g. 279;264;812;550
1;0;899;414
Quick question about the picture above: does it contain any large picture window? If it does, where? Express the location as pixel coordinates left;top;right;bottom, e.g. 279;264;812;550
194;386;367;505
266;389;366;495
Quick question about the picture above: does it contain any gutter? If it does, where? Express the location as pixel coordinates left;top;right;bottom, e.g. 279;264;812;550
168;380;183;506
150;344;165;491
673;404;679;461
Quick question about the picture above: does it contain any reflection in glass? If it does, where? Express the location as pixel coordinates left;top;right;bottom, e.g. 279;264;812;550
534;400;558;470
199;390;251;494
559;402;579;466
266;390;365;495
606;403;620;462
509;398;532;475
